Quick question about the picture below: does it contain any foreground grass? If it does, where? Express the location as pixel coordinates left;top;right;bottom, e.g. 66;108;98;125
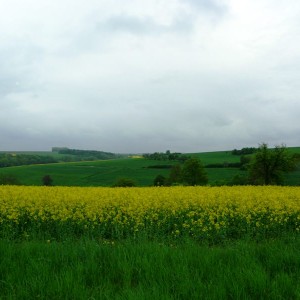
1;236;300;299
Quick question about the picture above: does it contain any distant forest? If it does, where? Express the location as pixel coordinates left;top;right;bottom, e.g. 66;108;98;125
56;148;118;160
0;153;57;168
143;151;189;162
0;148;119;168
231;147;257;155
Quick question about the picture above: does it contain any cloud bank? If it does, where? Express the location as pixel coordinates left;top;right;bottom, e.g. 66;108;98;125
0;0;300;152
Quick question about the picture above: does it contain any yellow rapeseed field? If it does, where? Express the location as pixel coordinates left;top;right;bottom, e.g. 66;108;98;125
0;185;300;240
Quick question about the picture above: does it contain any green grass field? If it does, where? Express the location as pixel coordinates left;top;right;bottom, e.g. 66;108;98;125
190;150;241;164
0;158;178;186
1;235;299;299
0;158;245;186
0;148;299;186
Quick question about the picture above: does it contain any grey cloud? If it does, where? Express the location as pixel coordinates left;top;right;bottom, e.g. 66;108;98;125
97;14;195;36
0;76;18;97
95;1;227;39
0;44;44;100
180;0;228;14
100;15;156;35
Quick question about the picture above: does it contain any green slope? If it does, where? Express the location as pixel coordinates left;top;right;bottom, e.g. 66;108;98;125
0;158;179;186
190;150;241;164
0;148;299;187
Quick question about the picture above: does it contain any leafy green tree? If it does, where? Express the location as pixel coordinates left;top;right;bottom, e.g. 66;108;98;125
228;174;249;186
240;155;251;170
167;164;182;185
182;158;208;186
112;178;137;187
0;174;21;185
42;175;53;186
248;143;296;185
153;175;166;186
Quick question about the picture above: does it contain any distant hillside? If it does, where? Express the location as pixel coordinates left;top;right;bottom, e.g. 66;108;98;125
0;148;123;168
55;148;121;160
0;146;299;187
0;153;58;168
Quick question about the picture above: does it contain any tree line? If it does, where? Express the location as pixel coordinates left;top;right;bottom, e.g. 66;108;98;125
0;149;121;168
56;148;119;160
0;153;57;168
231;147;257;155
143;150;189;162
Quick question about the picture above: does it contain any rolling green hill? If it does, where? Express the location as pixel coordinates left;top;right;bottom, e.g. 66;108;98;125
190;150;241;164
0;158;176;186
0;148;299;187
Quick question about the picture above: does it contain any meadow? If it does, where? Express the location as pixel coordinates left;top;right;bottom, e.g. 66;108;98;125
0;158;179;186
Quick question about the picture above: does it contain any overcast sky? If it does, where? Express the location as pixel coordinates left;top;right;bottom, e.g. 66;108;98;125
0;0;300;153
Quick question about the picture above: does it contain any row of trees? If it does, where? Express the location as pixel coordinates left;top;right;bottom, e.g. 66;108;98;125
0;148;122;169
231;147;257;155
143;150;189;162
56;148;119;160
0;153;57;168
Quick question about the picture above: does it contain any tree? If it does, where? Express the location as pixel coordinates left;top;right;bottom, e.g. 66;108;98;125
240;155;251;170
42;175;53;186
248;143;296;185
182;158;208;186
228;174;249;186
167;164;183;185
153;175;166;186
0;174;21;185
112;178;136;187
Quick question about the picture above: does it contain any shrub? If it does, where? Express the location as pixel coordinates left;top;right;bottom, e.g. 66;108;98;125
0;174;21;185
42;175;53;186
153;175;166;186
112;178;137;187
